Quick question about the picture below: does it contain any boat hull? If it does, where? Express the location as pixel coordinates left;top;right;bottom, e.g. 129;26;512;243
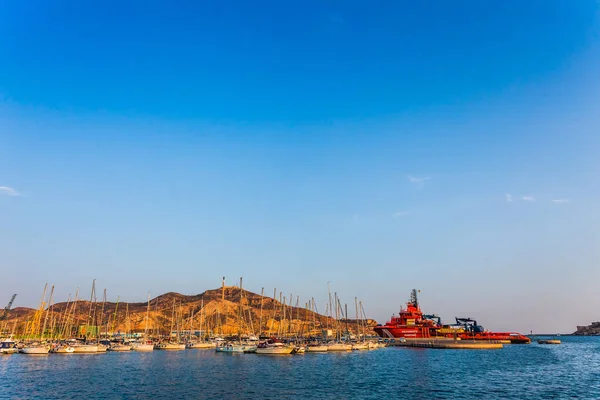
256;346;294;355
351;342;370;350
72;345;99;353
538;339;561;345
373;325;434;339
21;346;49;355
215;344;256;353
455;333;531;344
186;342;216;349
109;345;132;352
155;343;186;350
327;343;352;352
132;344;155;351
51;346;75;354
306;345;328;352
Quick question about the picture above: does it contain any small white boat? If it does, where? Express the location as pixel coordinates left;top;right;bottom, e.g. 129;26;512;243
21;344;50;355
367;341;379;350
351;342;370;351
51;345;75;354
0;338;18;354
109;343;132;352
96;343;109;352
306;344;328;352
186;341;216;349
155;342;186;350
255;341;294;355
72;344;99;353
132;341;154;352
215;342;256;353
327;342;352;352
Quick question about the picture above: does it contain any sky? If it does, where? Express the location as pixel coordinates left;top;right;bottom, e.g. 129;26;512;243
1;0;600;333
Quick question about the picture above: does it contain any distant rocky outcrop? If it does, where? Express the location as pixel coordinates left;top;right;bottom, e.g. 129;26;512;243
573;322;600;336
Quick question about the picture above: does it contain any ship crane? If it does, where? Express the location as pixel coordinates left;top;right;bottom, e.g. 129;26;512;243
455;317;485;334
423;314;441;325
1;294;17;321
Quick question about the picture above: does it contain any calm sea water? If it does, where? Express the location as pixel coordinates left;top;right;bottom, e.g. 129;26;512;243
1;337;599;399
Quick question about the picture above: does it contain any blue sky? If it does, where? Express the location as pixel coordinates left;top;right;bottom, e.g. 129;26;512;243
1;1;600;333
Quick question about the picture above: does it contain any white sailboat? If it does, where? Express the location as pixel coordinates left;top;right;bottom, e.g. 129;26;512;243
155;342;186;350
109;342;132;351
132;340;155;352
22;284;52;355
50;343;75;353
255;340;294;355
20;344;50;355
306;343;328;352
186;297;216;349
215;342;255;353
155;299;185;350
133;292;155;352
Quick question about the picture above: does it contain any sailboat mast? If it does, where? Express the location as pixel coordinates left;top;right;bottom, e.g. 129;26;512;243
41;285;54;340
170;299;175;341
145;292;150;337
98;289;106;339
85;279;96;341
259;287;264;338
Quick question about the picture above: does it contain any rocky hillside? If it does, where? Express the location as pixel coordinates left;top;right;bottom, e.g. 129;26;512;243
573;321;600;335
2;286;377;338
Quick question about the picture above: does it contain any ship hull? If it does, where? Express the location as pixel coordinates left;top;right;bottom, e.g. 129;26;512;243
373;326;434;339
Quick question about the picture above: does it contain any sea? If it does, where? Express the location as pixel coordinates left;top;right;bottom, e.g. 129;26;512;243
1;336;599;399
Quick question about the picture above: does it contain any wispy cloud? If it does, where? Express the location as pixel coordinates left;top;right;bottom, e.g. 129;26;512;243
522;196;535;202
551;199;569;203
393;211;408;218
0;186;20;196
407;175;430;184
505;193;513;202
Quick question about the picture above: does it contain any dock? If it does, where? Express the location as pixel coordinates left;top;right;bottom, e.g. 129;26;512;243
387;338;504;349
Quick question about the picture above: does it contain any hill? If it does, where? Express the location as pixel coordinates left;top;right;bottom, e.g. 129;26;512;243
2;286;377;338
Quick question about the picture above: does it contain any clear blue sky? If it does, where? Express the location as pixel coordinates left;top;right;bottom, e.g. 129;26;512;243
1;1;599;333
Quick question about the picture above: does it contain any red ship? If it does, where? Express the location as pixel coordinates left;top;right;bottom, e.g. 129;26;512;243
373;289;439;338
374;289;531;344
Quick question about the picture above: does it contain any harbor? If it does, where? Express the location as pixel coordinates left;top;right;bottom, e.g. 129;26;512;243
3;280;535;357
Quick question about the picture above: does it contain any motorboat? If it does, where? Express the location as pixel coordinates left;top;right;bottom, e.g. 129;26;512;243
0;338;18;354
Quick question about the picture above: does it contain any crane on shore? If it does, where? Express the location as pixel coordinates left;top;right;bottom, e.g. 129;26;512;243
1;294;17;321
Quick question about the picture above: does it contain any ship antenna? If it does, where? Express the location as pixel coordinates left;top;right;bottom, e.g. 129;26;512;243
410;289;418;307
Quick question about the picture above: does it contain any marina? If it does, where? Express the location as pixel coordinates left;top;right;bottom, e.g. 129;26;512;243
1;281;537;360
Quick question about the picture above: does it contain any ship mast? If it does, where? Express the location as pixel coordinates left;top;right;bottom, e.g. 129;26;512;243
410;289;418;307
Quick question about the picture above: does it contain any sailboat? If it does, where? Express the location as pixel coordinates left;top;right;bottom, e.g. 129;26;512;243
21;284;51;355
186;297;215;349
216;278;257;353
72;280;99;353
256;339;294;355
306;299;328;352
133;292;154;351
326;290;351;352
155;299;185;350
